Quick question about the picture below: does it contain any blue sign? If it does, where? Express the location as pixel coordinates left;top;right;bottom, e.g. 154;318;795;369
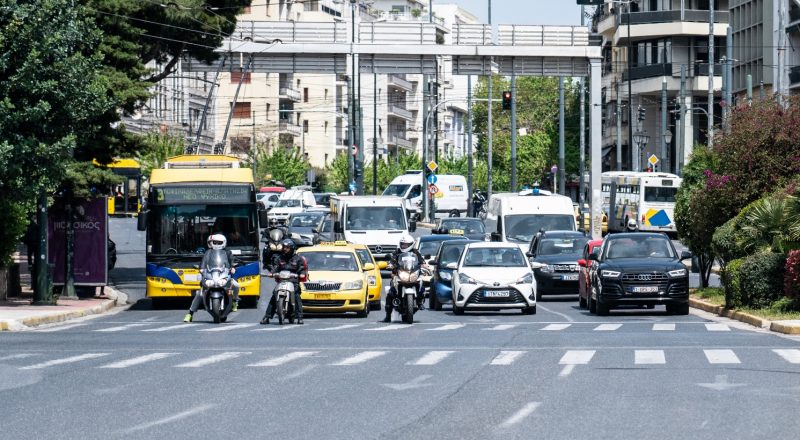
349;181;357;192
427;174;438;185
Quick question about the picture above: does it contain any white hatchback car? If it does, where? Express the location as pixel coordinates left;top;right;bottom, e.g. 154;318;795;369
448;242;537;315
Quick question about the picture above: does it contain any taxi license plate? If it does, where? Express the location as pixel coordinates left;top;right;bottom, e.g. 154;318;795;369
315;294;332;300
630;286;659;293
484;290;510;298
561;275;579;281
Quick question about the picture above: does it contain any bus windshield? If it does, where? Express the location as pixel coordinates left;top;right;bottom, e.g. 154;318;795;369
148;204;258;255
503;214;575;244
346;206;406;230
382;184;409;197
644;186;678;203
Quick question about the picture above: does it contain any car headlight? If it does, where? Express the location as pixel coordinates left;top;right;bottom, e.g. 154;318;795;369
668;268;687;278
539;264;555;273
601;270;621;278
440;271;452;281
516;273;534;284
458;273;478;284
342;279;364;290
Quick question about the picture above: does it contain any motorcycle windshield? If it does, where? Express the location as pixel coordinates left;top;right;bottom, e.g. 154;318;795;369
269;228;285;243
397;253;419;272
203;249;230;272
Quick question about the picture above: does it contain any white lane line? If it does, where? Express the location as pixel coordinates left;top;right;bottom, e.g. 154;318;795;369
198;323;257;332
409;351;455;366
122;404;215;434
490;351;526;365
316;324;362;331
558;364;576;377
32;323;87;332
331;351;387;366
19;353;110;370
704;349;741;364
142;324;199;332
0;353;38;361
652;323;676;331
98;353;178;369
773;349;800;364
541;324;571;331
252;325;300;332
366;324;410;332
485;324;518;331
499;402;541;428
536;304;575;322
559;350;596;365
635;350;666;365
594;324;622;331
174;352;250;368
95;323;151;332
426;324;465;331
248;351;318;367
705;323;731;332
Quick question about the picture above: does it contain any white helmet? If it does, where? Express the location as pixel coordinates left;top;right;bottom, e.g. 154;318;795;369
208;234;227;250
399;234;414;251
626;219;638;232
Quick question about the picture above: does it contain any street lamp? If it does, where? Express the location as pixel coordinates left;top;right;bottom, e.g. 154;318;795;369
662;129;672;172
633;130;649;171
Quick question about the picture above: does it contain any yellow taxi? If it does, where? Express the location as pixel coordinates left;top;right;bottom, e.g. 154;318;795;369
297;242;387;316
574;203;608;234
352;243;387;311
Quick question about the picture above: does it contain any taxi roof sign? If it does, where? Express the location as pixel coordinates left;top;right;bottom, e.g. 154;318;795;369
318;241;349;246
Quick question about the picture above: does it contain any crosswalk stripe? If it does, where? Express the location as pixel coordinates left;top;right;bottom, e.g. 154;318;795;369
98;353;178;369
366;324;409;332
142;324;199;332
426;324;464;331
635;350;666;365
248;351;319;367
332;351;387;366
33;323;86;332
198;323;257;332
773;349;800;364
490;351;525;365
95;323;151;332
704;349;740;364
705;323;730;332
594;324;622;331
19;353;110;370
0;353;38;361
541;324;571;331
409;351;455;365
559;350;596;365
316;324;362;331
252;325;300;332
174;352;250;368
485;324;518;331
652;323;675;331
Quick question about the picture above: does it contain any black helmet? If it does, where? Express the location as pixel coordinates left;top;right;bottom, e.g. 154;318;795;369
281;238;296;256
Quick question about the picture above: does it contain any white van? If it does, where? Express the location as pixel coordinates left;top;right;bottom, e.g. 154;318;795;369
485;189;576;249
330;195;416;260
268;189;316;224
383;172;468;218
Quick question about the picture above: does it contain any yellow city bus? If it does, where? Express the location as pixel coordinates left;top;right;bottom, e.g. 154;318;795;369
137;155;262;308
94;158;143;216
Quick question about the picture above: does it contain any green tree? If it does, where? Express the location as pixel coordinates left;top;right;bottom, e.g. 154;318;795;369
135;133;186;178
254;147;309;188
740;196;800;254
324;153;350;193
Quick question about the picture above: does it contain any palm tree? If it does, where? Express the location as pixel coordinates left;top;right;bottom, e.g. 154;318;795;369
740;196;800;254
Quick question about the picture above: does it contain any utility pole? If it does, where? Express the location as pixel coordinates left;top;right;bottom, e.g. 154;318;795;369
579;78;586;213
221;55;253;149
487;0;493;199
661;77;667;172
467;75;474;217
725;26;733;119
372;72;377;195
626;1;634;171
422;77;430;221
746;73;753;105
194;55;227;152
348;0;356;192
33;191;52;305
357;66;365;195
558;76;565;195
708;3;714;148
777;0;787;107
510;61;517;192
616;79;622;171
679;64;687;173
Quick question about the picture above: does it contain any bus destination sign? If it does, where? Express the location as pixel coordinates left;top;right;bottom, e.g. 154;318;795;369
155;185;252;203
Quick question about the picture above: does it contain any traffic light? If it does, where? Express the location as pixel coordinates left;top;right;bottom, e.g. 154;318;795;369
637;105;646;122
354;161;363;179
502;91;512;110
673;101;681;120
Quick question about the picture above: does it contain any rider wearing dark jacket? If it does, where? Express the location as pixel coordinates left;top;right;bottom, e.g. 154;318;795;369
260;239;308;325
382;234;426;322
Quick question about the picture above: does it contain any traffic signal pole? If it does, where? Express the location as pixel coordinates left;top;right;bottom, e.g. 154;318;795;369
510;67;517;192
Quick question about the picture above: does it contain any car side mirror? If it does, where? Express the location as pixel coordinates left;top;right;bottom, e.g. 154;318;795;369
377;261;388;270
137;210;148;231
589;253;599;262
525;251;533;258
680;250;693;261
445;262;458;270
362;263;375;271
490;232;501;242
577;259;587;268
409;220;417;233
427;259;437;266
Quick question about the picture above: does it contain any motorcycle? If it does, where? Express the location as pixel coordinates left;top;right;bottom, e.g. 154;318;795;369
391;252;423;324
200;249;234;324
271;270;298;325
262;226;287;264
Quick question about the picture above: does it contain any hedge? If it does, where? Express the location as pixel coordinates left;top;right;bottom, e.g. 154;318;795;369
739;252;787;309
722;258;745;309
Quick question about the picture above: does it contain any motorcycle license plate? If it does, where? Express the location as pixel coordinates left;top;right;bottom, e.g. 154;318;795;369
630;286;659;293
484;290;510;298
561;275;579;281
315;294;332;300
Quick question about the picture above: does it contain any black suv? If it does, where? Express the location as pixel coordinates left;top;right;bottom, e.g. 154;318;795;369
589;233;692;316
526;231;589;301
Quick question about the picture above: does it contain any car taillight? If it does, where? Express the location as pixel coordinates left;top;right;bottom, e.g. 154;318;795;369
641;214;645;223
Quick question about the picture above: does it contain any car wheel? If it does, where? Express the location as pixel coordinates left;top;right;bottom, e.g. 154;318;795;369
369;300;382;311
676;303;690;315
535;290;542;302
588;291;597;314
453;304;465;315
578;293;587;309
522;306;536;315
429;290;438;311
356;295;369;318
596;299;609;316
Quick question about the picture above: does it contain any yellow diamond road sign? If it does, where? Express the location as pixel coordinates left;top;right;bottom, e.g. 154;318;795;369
648;154;659;166
427;161;438;172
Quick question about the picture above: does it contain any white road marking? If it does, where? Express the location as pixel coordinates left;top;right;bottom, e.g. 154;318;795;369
485;324;518;331
0;353;38;361
95;323;151;332
558;364;576;377
635;350;666;365
174;352;250;368
331;351;387;366
490;351;525;365
252;325;300;332
499;402;541;428
704;349;741;364
705;323;731;332
536;304;575;322
142;324;199;332
366;324;410;331
773;349;800;364
653;323;676;331
32;323;87;332
248;351;318;367
541;324;571;331
198;323;257;332
283;364;317;379
19;353;110;370
316;324;362;331
594;324;622;331
122;404;215;434
426;324;465;331
559;350;596;365
409;351;455;366
98;353;178;369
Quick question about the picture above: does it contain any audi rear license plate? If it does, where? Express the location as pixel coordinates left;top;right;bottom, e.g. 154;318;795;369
484;290;510;298
630;286;659;293
561;275;579;281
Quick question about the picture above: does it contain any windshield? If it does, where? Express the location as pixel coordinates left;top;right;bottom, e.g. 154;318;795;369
383;184;409;197
538;237;588;256
303;251;359;271
644;187;678;203
463;247;527;267
398;252;420;271
289;213;323;228
504;214;575;243
439;243;467;266
419;241;443;258
149;204;258;255
440;219;485;234
203;249;230;271
346;206;406;230
276;199;301;208
605;236;676;259
314;194;331;206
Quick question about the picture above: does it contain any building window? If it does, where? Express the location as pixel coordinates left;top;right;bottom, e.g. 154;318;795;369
231;71;251;84
324;121;329;135
266;103;272;120
303;87;309;102
304;0;319;11
324;88;329;102
232;102;251;119
303;120;309;133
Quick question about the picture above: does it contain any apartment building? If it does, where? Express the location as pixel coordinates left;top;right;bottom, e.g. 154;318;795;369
593;0;728;173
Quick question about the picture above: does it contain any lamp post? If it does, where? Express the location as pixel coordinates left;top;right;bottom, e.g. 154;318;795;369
662;129;672;172
632;130;649;172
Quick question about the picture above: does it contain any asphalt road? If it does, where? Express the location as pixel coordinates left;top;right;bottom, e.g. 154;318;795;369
2;219;779;440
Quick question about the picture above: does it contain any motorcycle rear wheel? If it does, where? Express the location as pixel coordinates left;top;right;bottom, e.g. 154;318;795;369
277;297;285;325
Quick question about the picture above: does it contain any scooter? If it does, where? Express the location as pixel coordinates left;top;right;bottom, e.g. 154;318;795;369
391;252;423;324
271;270;298;325
200;249;234;324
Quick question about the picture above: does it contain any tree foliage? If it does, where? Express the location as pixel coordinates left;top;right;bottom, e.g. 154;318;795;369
253;147;310;188
136;133;186;178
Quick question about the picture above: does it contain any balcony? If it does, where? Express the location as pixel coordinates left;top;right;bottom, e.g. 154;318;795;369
278;120;302;137
387;104;414;121
790;66;800;88
387;134;413;149
279;86;301;102
619;10;729;25
388;75;413;92
622;63;673;81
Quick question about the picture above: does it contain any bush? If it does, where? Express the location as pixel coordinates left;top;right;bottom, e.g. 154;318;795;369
722;258;745;309
712;219;746;268
739;252;787;309
785;250;800;300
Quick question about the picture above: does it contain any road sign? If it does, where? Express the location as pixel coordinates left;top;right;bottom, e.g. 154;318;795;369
427;174;437;185
428;184;438;195
648;154;659;166
349;181;357;193
427;161;438;172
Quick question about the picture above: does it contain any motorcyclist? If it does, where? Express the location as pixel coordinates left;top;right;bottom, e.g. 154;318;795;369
626;218;639;232
260;238;308;325
183;234;240;323
472;189;486;217
262;219;289;268
382;234;427;323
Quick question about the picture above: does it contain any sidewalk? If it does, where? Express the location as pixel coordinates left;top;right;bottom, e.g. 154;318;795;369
0;250;127;331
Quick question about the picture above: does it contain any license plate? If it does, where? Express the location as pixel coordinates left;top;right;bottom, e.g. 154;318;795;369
315;294;332;300
561;275;579;281
183;274;200;283
630;286;659;293
484;290;510;298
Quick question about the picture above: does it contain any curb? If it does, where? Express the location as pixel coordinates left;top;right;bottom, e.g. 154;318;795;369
689;297;800;334
770;321;800;335
0;286;127;331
